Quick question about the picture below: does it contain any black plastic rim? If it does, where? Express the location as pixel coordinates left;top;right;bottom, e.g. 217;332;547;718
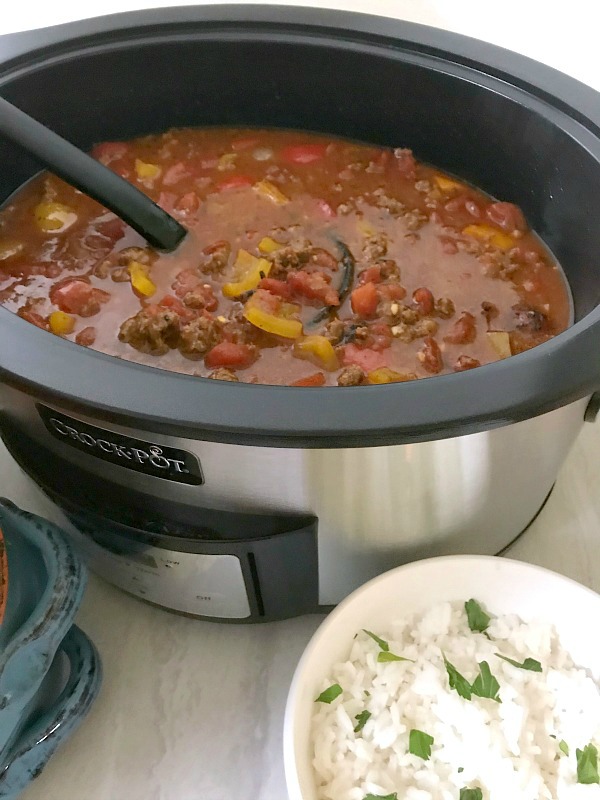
1;5;600;448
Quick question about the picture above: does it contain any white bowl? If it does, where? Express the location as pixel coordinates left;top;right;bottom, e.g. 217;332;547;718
283;555;600;800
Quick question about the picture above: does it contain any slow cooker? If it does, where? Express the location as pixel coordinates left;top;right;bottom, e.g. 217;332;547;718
1;6;600;622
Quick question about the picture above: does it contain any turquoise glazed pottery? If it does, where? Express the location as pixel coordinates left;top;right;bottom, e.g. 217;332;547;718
0;499;102;798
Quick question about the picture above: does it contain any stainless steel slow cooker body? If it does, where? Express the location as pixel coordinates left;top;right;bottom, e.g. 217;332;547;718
1;6;600;620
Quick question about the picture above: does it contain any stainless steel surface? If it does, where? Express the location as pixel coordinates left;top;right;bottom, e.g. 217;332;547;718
0;387;588;606
61;522;251;618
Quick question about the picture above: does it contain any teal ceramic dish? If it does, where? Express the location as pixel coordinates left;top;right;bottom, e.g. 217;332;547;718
0;499;101;797
0;624;101;799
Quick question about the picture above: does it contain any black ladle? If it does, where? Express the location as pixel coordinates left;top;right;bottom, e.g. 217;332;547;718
0;96;187;252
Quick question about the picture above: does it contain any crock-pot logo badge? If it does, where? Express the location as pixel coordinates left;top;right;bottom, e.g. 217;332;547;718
36;405;203;485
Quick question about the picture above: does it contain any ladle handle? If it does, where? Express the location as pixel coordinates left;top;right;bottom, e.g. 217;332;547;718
0;96;186;252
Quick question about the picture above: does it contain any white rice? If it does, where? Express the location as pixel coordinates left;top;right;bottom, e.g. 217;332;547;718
311;601;600;799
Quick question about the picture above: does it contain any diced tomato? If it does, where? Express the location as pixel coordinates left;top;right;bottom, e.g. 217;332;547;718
359;266;382;285
158;294;196;322
393;148;417;180
316;199;336;218
185;284;218;312
157;192;177;213
444;311;477;344
204;341;257;369
287;270;339;306
172;269;200;298
163;162;192;186
216;175;253;192
258;277;293;299
76;326;97;346
91;141;128;164
231;137;260;151
379;283;407;301
95;217;125;243
413;287;435;315
291;372;326;387
342;344;389;372
486;201;527;233
175;192;200;214
50;279;110;317
18;309;48;329
367;322;393;351
350;282;379;318
281;144;328;164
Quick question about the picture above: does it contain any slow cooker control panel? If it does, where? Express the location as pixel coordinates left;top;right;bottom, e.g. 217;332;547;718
64;528;253;618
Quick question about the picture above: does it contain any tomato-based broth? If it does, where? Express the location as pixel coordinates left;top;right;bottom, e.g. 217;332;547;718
0;128;571;386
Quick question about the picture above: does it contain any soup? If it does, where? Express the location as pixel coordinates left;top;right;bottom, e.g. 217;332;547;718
0;128;570;386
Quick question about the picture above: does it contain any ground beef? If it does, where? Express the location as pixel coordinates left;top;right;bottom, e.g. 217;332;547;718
390;322;416;343
200;240;231;274
400;306;420;325
309;248;338;271
404;209;428;232
337;365;365;386
178;315;222;358
481;301;499;327
435;297;456;319
208;368;239;381
323;318;345;345
379;260;401;281
362;234;388;261
512;304;549;332
182;284;218;311
267;239;312;278
94;246;156;279
413;318;439;338
118;307;180;355
372;189;405;216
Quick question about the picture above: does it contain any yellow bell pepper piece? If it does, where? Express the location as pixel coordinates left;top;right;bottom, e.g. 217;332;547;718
222;250;272;298
357;219;376;237
367;367;416;384
34;202;77;232
486;331;512;359
0;240;24;261
135;159;161;180
434;175;463;192
294;335;339;371
217;153;237;171
258;236;282;254
128;261;157;297
462;224;514;251
244;304;303;339
253;180;288;205
49;311;75;335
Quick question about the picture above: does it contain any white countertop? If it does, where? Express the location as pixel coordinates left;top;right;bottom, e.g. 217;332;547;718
2;2;600;798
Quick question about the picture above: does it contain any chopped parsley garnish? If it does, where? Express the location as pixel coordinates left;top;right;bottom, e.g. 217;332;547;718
576;743;600;784
315;683;342;704
471;661;501;703
496;653;542;672
409;729;434;760
363;794;397;800
377;651;414;663
559;740;569;756
465;599;491;633
459;789;483;800
458;767;464;773
363;629;389;651
443;655;472;700
354;710;371;733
